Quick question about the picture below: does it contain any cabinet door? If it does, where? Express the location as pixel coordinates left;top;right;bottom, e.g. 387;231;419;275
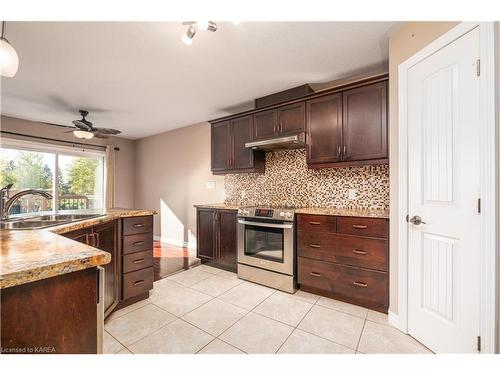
92;220;119;317
60;227;92;244
217;210;237;271
253;109;278;140
231;115;254;170
278;102;305;136
197;209;216;261
211;121;231;173
306;93;343;165
342;81;387;161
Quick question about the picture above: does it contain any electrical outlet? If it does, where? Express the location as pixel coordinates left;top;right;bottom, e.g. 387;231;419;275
205;181;216;189
348;189;357;200
241;190;247;198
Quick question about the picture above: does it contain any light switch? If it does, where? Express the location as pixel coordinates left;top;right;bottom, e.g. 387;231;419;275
205;181;216;189
348;189;357;200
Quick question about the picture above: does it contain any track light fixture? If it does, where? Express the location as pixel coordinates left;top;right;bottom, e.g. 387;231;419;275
181;21;219;45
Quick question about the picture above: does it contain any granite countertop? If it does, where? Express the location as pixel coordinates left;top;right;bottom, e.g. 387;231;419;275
0;208;157;289
194;203;389;219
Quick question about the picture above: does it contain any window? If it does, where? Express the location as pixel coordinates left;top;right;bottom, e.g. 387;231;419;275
0;139;105;216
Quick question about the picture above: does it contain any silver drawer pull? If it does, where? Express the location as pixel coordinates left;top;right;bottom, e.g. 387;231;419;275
133;280;145;286
353;281;368;288
309;244;321;248
133;223;144;228
309;272;322;277
133;258;145;264
133;241;145;246
352;225;368;229
352;249;367;255
309;221;321;225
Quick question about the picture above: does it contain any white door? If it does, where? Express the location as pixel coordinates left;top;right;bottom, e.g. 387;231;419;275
407;27;481;353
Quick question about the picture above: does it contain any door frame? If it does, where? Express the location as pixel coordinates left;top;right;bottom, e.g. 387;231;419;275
397;22;497;353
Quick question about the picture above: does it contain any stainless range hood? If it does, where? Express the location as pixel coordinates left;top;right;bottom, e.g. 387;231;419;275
245;133;306;151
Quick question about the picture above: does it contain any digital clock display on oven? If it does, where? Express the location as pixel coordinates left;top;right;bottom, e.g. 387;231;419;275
255;209;273;217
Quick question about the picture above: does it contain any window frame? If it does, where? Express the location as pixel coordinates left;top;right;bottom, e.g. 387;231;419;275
0;138;106;213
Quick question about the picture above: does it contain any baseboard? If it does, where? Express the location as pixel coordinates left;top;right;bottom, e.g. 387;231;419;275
388;310;399;329
153;235;196;250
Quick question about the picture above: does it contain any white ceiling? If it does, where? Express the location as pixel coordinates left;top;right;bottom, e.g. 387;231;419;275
1;22;396;139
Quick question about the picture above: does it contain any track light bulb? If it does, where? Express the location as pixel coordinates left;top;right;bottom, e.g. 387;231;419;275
181;25;196;45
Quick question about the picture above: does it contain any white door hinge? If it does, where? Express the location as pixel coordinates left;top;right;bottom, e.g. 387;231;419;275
476;59;481;76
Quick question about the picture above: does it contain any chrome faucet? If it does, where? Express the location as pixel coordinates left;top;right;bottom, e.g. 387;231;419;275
1;187;53;220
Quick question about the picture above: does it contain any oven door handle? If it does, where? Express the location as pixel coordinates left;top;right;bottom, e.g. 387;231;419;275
237;219;293;229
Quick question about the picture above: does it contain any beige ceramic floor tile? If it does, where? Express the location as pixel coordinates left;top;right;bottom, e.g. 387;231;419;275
220;312;294;354
218;281;275;310
106;299;150;321
167;268;213;286
129;319;214;354
183;298;247;336
290;289;321;304
366;310;390;326
278;329;354;354
216;270;239;280
298;305;365;349
151;283;213;317
104;304;176;347
198;265;224;274
253;292;313;327
103;331;125;354
149;279;186;300
198;339;245;354
358;321;432;354
190;275;243;297
316;297;368;319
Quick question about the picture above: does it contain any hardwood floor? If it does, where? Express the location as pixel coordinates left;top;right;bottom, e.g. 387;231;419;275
153;240;200;281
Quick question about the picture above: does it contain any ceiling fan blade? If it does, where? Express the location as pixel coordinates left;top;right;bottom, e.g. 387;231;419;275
72;120;92;131
93;133;109;139
94;127;121;135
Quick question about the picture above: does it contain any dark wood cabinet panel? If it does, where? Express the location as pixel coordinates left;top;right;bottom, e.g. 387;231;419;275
123;232;153;254
231;115;255;170
217;210;237;272
342;81;388;162
196;208;216;261
306;93;343;165
297;214;337;233
278;102;305;136
123;250;153;274
211;121;231;172
123;216;153;236
336;216;388;238
122;267;154;300
253;109;277;140
60;227;92;244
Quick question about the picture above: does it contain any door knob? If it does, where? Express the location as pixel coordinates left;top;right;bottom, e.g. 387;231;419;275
409;215;426;225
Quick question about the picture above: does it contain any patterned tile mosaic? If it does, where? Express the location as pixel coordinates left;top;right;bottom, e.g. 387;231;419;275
224;149;389;209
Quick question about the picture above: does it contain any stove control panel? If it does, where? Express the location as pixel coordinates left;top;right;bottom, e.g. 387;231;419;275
237;207;295;222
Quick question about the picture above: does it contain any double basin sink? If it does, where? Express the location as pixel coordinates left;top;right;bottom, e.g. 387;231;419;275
0;213;105;230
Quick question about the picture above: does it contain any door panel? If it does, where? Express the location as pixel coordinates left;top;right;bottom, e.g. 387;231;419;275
407;27;480;353
197;209;216;261
217;210;237;271
342;81;387;161
253;109;277;140
211;121;230;172
306;93;342;164
231;115;254;170
278;102;305;136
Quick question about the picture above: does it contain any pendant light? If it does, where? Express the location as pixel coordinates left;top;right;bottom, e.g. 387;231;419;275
0;21;19;78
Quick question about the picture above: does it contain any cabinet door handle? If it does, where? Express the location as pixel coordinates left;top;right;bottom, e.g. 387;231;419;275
352;225;368;229
343;145;346;156
133;258;145;264
309;272;322;277
352;249;367;255
133;280;145;286
95;232;100;248
279;121;283;133
133;241;145;246
133;223;144;228
337;145;341;157
308;221;321;225
309;244;321;248
353;281;368;288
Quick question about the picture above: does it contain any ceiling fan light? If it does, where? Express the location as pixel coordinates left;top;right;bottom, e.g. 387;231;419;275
197;20;209;31
73;130;94;140
181;25;196;45
0;37;19;78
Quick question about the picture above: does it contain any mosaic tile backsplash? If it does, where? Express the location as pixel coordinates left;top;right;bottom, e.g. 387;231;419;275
224;149;389;209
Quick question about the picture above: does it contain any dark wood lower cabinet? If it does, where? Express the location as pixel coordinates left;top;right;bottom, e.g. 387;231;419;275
196;208;237;272
1;268;98;354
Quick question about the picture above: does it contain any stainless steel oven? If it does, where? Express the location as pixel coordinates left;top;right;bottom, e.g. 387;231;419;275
237;207;296;293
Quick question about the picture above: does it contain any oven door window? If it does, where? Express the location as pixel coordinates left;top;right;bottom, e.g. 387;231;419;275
244;224;284;263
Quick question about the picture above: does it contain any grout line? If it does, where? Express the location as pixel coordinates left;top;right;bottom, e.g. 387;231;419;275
355;317;367;352
293;327;356;352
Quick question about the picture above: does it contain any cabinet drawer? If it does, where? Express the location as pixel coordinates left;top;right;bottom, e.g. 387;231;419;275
122;267;153;300
336;217;388;238
123;216;153;235
123;250;153;273
123;232;153;254
297;214;337;233
298;231;387;271
298;257;387;306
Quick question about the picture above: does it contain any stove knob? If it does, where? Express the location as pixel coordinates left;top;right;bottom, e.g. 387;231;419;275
243;209;249;216
285;212;293;219
238;209;242;215
279;212;286;217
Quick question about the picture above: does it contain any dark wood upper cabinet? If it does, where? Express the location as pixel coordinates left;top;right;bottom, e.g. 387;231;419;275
211;121;231;173
342;81;387;162
231;115;255;170
217;210;237;272
306;93;343;165
253;109;277;140
278;102;306;136
196;208;216;261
